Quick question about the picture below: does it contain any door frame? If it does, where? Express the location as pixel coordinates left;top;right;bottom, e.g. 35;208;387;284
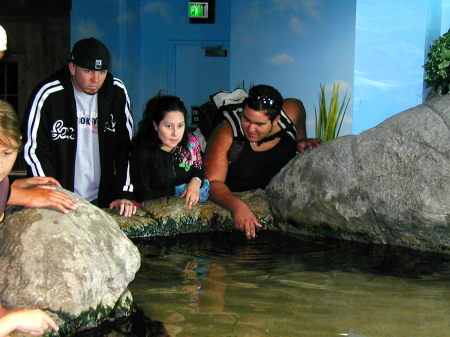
167;39;230;95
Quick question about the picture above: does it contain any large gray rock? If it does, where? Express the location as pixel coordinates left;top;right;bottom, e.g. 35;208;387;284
266;94;450;254
0;189;141;331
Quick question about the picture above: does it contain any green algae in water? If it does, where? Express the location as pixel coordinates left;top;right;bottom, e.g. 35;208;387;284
129;232;450;337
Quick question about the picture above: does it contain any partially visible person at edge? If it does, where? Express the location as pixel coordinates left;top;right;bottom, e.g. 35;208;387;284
22;37;136;216
0;25;7;59
0;100;74;337
130;95;209;210
0;100;76;218
0;303;59;337
204;84;321;239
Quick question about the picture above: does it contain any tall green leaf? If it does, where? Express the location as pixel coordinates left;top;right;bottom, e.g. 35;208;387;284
314;82;350;142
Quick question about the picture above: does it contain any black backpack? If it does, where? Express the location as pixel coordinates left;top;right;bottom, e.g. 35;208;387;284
196;89;248;141
196;89;248;163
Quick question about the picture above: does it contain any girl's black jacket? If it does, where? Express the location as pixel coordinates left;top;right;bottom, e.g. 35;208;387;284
130;136;204;203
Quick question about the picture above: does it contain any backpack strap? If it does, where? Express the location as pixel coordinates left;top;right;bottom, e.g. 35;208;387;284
278;109;297;141
197;89;248;141
220;103;246;164
221;103;245;140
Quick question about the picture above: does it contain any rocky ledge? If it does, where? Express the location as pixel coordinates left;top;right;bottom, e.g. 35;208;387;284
110;189;275;239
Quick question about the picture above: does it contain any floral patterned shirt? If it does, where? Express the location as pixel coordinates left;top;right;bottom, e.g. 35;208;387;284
173;135;203;173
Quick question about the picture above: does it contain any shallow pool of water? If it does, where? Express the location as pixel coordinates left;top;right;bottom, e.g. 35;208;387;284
128;232;450;337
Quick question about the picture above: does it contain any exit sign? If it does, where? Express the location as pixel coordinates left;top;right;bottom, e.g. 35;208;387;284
189;0;215;24
189;2;208;18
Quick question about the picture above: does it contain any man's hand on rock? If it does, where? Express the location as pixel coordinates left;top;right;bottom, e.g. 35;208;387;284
296;138;322;153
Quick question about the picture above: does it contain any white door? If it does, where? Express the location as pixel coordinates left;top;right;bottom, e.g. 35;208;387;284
168;40;230;127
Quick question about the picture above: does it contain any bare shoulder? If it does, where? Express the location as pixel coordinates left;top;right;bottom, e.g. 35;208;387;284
283;98;306;123
283;98;305;112
205;120;234;181
205;120;234;155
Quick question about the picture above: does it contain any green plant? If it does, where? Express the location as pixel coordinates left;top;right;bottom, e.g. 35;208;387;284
314;82;350;142
424;29;450;95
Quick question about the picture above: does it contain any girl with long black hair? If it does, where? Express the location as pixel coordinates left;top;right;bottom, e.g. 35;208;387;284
131;95;208;209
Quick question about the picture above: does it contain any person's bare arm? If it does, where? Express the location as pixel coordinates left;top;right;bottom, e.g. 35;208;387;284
0;305;58;337
205;121;262;239
9;177;77;214
283;98;322;152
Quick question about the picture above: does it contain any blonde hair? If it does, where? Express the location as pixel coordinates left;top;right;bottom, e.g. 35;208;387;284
0;100;22;150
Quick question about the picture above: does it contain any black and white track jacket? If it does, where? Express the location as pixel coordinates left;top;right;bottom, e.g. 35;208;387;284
22;66;134;207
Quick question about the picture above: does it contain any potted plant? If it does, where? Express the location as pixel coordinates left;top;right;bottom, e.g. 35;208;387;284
424;29;450;97
314;82;350;142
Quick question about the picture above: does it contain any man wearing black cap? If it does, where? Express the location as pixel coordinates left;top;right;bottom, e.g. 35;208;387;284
22;38;136;216
205;84;321;238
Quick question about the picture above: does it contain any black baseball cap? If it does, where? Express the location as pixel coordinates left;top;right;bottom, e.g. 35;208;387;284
70;38;110;70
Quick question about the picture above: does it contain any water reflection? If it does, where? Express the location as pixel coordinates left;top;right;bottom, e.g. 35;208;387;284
130;233;450;337
72;306;169;337
131;232;449;337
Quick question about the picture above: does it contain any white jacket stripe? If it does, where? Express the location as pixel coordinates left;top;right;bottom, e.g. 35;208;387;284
114;78;134;192
24;80;63;177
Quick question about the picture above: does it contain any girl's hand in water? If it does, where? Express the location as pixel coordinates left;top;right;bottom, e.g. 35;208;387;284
180;177;201;210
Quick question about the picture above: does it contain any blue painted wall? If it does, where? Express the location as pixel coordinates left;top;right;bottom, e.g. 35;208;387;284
136;0;230;120
353;0;449;135
71;0;230;122
229;0;356;137
442;0;450;33
71;0;449;135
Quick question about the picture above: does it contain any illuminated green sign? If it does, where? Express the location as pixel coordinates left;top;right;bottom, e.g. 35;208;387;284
189;2;208;18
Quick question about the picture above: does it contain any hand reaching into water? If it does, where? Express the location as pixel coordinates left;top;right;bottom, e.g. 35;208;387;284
233;202;262;239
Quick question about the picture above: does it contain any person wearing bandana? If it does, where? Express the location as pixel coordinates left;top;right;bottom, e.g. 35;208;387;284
205;84;321;239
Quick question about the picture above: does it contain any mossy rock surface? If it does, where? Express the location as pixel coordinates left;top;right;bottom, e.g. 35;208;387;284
108;189;277;238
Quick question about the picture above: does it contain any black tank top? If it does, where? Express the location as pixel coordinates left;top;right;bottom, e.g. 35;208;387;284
225;136;296;191
222;105;296;192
